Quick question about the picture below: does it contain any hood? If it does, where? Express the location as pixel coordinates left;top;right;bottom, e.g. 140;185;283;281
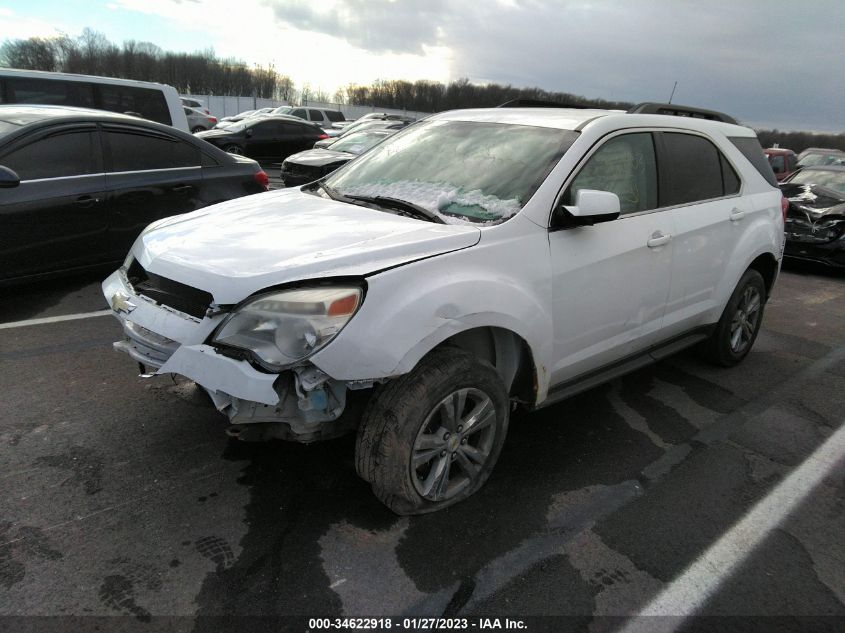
134;188;481;304
285;148;354;167
781;182;845;218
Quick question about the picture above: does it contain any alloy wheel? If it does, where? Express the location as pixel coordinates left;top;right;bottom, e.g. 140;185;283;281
729;285;762;354
411;388;498;502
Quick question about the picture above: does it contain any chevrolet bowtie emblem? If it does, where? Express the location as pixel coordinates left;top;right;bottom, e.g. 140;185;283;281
111;291;137;315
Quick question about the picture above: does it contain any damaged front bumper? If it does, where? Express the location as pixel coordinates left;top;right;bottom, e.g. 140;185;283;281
103;269;371;441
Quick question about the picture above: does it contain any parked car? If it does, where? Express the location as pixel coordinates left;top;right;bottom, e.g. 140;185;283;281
0;67;189;131
195;116;328;161
780;166;845;267
184;106;218;132
268;105;345;127
280;129;395;186
764;147;797;181
103;103;783;514
217;107;273;124
180;97;209;115
796;147;845;168
313;120;411;148
0;105;268;284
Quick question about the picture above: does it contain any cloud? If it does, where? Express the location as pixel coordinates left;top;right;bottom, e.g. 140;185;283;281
262;0;450;54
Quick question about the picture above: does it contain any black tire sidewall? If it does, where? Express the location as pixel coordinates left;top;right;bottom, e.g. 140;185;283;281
360;348;510;514
709;269;766;366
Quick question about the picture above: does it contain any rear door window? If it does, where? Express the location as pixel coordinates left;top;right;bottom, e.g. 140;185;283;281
325;111;345;122
97;85;171;126
659;132;724;206
104;128;199;172
0;128;100;180
307;109;323;122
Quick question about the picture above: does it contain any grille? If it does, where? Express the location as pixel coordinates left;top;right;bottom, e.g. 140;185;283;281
126;259;213;319
283;162;321;178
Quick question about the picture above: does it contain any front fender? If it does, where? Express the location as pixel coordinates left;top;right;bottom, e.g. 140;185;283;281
309;225;555;401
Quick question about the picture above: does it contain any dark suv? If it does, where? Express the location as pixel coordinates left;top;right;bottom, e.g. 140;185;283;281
0;105;269;284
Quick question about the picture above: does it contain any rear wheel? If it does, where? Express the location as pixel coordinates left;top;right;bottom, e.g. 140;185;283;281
191;126;205;133
355;347;509;515
701;269;766;366
224;144;244;155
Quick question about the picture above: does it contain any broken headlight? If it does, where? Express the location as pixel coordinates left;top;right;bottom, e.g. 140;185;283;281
212;286;362;371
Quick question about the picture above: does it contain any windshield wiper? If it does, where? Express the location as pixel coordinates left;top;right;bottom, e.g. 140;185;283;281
346;195;446;224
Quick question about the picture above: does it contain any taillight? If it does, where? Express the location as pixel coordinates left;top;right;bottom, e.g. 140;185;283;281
317;133;329;140
254;170;269;191
209;116;217;123
780;196;789;223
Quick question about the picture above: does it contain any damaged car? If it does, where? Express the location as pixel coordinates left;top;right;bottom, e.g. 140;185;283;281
780;166;845;267
104;104;784;514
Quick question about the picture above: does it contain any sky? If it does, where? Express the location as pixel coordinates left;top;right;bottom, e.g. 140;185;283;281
1;0;843;132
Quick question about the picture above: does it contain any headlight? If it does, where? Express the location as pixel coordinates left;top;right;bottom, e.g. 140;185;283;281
212;285;362;371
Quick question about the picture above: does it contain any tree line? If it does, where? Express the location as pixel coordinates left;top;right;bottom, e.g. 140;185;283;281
338;77;634;113
0;29;292;99
2;30;842;151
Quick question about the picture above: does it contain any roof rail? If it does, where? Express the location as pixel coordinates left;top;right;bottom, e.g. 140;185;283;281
627;102;738;124
497;98;589;109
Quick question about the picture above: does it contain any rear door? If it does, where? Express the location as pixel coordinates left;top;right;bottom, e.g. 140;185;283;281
102;125;204;258
0;124;108;280
656;131;745;337
549;131;675;384
279;122;322;161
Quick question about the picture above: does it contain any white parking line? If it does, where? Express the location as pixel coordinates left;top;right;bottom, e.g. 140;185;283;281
615;421;845;633
0;309;112;330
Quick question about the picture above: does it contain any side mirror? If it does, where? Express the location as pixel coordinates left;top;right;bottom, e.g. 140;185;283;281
0;165;21;189
551;189;621;230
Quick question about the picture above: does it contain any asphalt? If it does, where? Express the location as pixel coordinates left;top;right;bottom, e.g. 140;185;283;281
0;261;843;633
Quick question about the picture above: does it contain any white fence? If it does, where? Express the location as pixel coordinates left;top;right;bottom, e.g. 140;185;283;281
183;94;430;122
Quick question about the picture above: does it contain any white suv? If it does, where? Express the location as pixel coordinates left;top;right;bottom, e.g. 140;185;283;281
103;104;784;514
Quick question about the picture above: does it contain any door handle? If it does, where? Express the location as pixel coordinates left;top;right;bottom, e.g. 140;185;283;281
729;208;745;222
171;184;193;194
647;231;672;248
75;195;100;208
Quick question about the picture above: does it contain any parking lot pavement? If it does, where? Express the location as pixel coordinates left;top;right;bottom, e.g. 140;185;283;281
0;263;843;630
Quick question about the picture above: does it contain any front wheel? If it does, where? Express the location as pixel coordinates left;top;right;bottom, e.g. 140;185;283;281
355;347;509;515
224;144;244;155
700;269;766;366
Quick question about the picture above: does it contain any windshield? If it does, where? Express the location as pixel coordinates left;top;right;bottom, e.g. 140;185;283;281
272;106;293;116
798;153;845;167
329;131;390;155
325;120;577;224
789;170;845;195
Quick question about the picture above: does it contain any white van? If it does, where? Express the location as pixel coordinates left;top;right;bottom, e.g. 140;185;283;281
0;68;189;132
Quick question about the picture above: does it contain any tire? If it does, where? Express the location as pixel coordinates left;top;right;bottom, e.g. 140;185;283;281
224;144;244;155
355;347;509;515
191;126;206;133
700;269;766;367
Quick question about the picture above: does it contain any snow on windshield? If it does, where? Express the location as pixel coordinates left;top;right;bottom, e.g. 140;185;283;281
343;180;522;225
